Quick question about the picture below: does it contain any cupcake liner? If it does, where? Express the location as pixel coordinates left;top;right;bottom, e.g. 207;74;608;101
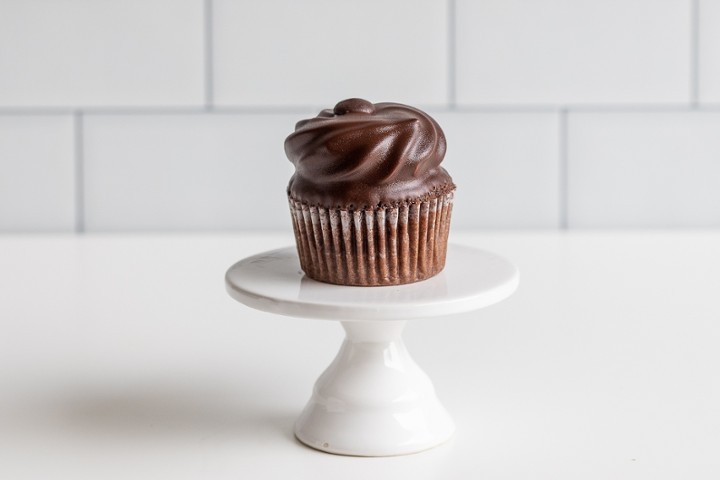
288;191;454;286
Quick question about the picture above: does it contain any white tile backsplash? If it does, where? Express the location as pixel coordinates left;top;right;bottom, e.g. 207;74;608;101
456;0;691;106
212;0;448;107
433;112;560;228
568;112;720;228
83;114;301;231
0;115;75;231
0;0;717;231
0;0;204;107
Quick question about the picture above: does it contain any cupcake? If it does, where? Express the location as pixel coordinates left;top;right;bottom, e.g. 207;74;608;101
285;98;455;286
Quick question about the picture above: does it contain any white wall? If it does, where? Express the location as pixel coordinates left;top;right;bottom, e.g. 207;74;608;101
0;0;718;232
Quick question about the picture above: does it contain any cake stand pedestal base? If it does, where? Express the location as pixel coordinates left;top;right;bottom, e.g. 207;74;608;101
295;320;454;456
225;245;519;457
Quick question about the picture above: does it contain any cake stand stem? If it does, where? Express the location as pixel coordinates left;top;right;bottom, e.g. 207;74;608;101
294;320;455;456
342;318;406;342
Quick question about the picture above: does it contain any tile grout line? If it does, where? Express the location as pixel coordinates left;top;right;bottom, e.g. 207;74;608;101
447;0;457;109
558;109;568;230
73;111;85;233
204;0;214;110
5;104;720;116
6;103;720;118
691;0;700;106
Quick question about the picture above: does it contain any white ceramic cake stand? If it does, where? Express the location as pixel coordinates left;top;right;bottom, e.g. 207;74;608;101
225;244;519;457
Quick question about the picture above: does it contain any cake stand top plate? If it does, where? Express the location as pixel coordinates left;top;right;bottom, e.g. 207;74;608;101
225;244;519;321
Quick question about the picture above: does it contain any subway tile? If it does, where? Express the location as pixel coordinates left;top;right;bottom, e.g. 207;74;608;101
699;0;720;103
456;0;691;106
0;115;75;231
0;0;204;107
83;111;561;232
431;112;560;228
213;0;448;107
83;114;307;231
568;112;720;228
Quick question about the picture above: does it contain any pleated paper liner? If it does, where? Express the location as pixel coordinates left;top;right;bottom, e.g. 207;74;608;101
288;191;454;286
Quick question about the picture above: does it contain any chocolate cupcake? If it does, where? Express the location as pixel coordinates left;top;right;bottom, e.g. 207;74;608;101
285;98;455;286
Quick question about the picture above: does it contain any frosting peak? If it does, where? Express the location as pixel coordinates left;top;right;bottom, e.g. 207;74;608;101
285;99;453;208
333;98;375;115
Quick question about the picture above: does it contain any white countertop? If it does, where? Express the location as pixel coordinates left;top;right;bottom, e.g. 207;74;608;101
1;232;719;479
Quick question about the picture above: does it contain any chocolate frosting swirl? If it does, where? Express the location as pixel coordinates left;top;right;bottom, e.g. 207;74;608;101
285;98;454;209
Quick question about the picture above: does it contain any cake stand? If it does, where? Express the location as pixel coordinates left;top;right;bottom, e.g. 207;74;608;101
225;244;519;456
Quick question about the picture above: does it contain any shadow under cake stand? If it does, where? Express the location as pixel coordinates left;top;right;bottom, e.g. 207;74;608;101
225;244;519;456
